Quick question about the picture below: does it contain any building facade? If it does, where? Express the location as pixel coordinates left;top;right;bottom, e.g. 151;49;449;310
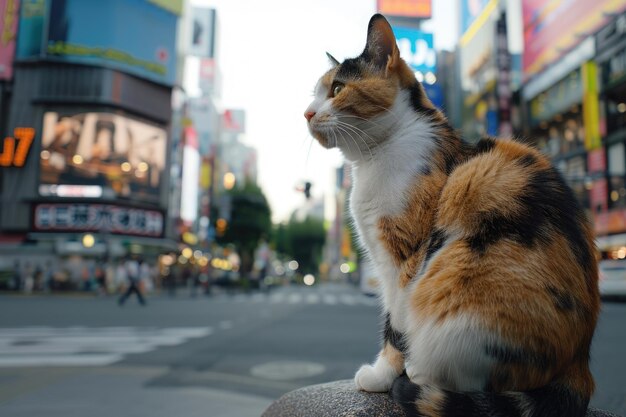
0;0;180;285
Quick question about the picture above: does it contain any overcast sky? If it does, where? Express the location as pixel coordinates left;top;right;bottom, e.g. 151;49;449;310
190;0;457;222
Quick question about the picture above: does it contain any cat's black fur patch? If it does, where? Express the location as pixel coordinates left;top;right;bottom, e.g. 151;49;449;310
383;313;407;354
408;82;427;113
485;343;553;369
424;228;446;264
466;166;592;268
336;58;363;80
547;285;576;311
525;383;589;417
390;374;422;417
517;153;538;168
473;137;496;155
466;210;540;255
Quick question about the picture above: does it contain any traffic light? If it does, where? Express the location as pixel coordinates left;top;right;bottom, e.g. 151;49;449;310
304;182;311;199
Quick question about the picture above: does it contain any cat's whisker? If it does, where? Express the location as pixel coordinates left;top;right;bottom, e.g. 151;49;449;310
336;121;378;148
338;125;366;160
335;125;364;160
336;123;375;160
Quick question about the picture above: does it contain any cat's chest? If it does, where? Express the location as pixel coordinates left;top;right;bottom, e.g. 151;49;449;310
349;164;412;259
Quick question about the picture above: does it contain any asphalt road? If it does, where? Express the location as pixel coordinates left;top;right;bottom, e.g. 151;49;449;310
0;283;624;416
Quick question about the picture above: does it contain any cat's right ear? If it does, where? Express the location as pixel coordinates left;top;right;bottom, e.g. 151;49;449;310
326;52;340;67
363;14;399;74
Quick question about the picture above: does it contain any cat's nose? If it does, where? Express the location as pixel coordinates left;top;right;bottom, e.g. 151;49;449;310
304;111;316;122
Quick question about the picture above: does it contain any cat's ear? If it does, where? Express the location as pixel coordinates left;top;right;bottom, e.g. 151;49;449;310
326;52;340;67
363;14;400;75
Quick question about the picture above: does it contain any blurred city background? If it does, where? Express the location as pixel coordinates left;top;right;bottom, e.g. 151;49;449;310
0;0;625;416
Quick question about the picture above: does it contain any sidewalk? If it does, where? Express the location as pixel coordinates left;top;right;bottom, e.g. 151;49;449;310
0;366;273;417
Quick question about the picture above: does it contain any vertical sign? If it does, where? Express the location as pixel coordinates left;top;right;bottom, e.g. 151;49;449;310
496;13;512;137
0;0;19;80
187;7;215;58
583;61;601;150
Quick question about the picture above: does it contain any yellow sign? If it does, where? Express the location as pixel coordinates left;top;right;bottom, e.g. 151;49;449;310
147;0;183;16
0;127;35;167
582;61;601;151
377;0;432;19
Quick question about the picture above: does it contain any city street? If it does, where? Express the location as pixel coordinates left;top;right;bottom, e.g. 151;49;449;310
0;283;624;416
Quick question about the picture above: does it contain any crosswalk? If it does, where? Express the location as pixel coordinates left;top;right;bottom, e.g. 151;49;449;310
0;326;211;368
215;290;379;307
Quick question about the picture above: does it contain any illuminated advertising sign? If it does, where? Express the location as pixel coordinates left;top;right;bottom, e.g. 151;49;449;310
34;203;164;237
522;0;626;81
392;27;436;75
377;0;432;19
0;0;19;80
0;127;35;167
40;112;167;204
16;0;177;85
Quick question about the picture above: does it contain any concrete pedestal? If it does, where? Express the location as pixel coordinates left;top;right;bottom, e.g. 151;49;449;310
262;380;621;417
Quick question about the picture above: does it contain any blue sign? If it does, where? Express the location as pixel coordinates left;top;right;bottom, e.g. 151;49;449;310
16;0;178;86
423;83;443;109
392;27;436;74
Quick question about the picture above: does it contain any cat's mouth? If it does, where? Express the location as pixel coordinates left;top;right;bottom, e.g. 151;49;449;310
308;123;337;149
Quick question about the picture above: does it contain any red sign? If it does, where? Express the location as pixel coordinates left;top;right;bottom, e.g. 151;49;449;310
587;148;606;173
522;0;626;81
377;0;432;19
590;178;608;215
594;209;626;236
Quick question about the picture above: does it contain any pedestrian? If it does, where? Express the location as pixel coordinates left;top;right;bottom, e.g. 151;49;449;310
118;256;146;306
23;262;34;294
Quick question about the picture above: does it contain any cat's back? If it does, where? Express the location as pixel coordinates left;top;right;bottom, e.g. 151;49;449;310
411;137;600;390
437;136;595;273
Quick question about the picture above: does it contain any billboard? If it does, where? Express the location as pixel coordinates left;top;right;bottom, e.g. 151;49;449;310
0;0;19;80
16;0;178;85
392;27;436;75
40;111;167;204
187;7;216;58
377;0;431;19
523;0;626;81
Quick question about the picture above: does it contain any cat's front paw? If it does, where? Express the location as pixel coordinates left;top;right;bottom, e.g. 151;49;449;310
354;364;395;392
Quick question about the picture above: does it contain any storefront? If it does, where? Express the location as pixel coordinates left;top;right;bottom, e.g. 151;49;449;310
594;11;626;254
527;67;591;210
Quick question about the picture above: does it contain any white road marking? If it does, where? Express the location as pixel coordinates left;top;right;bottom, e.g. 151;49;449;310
0;326;212;368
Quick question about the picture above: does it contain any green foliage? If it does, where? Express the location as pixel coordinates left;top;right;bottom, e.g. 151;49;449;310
216;181;272;277
273;216;326;274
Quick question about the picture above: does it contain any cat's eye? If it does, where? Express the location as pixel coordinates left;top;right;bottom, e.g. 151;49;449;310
332;83;344;97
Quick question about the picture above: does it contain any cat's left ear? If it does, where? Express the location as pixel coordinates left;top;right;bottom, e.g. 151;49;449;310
326;52;340;67
363;14;400;75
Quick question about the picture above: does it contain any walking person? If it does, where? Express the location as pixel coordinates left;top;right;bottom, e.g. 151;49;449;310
118;256;146;306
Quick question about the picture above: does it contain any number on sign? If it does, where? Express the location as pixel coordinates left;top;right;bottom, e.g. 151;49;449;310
0;128;35;167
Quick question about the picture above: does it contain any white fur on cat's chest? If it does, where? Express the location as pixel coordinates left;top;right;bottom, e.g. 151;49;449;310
349;162;416;334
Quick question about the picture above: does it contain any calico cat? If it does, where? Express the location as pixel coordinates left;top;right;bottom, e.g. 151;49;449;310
304;14;600;417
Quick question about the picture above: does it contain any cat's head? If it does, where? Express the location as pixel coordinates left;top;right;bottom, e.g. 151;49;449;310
305;14;435;160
